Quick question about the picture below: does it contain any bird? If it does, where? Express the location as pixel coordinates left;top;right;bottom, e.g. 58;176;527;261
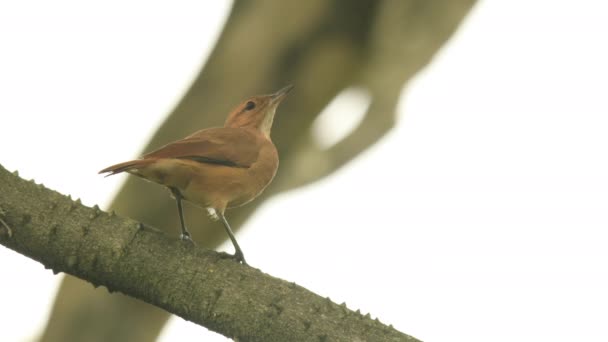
99;85;293;265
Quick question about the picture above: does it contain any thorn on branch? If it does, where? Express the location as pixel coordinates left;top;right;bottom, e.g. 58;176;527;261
70;198;82;212
89;205;102;219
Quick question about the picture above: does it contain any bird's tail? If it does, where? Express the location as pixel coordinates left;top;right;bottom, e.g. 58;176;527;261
98;159;155;177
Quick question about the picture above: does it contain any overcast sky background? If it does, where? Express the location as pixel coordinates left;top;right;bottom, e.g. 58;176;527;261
1;1;607;341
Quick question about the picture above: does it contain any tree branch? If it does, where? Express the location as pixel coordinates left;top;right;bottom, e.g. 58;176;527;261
0;164;418;342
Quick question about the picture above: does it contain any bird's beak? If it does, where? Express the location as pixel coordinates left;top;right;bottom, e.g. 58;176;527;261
270;84;294;104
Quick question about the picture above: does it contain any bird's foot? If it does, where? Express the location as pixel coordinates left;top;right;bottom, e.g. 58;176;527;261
180;232;196;246
234;250;247;265
218;251;248;265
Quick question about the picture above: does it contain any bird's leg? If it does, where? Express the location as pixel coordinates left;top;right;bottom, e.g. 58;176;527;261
169;187;195;245
216;211;247;265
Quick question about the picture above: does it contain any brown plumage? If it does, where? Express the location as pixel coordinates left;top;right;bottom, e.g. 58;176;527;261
100;85;293;264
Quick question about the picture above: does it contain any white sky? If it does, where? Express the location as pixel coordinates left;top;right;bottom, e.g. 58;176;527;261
1;1;607;341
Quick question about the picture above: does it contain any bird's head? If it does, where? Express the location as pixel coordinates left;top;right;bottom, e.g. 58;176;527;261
224;85;293;138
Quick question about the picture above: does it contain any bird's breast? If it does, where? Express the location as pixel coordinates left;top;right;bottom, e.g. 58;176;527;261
227;142;278;208
178;140;278;210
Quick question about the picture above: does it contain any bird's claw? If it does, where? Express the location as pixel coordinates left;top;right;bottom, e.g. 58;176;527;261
180;232;196;246
235;252;247;265
218;251;247;265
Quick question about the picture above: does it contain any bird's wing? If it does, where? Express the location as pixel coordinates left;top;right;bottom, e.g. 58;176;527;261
142;127;260;168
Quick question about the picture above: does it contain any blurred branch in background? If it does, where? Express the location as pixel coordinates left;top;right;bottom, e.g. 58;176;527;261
0;164;419;342
41;0;476;341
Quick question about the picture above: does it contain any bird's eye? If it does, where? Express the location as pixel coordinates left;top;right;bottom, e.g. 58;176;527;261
245;101;256;110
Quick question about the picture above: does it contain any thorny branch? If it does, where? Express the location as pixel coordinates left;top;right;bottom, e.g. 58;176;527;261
0;164;418;342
